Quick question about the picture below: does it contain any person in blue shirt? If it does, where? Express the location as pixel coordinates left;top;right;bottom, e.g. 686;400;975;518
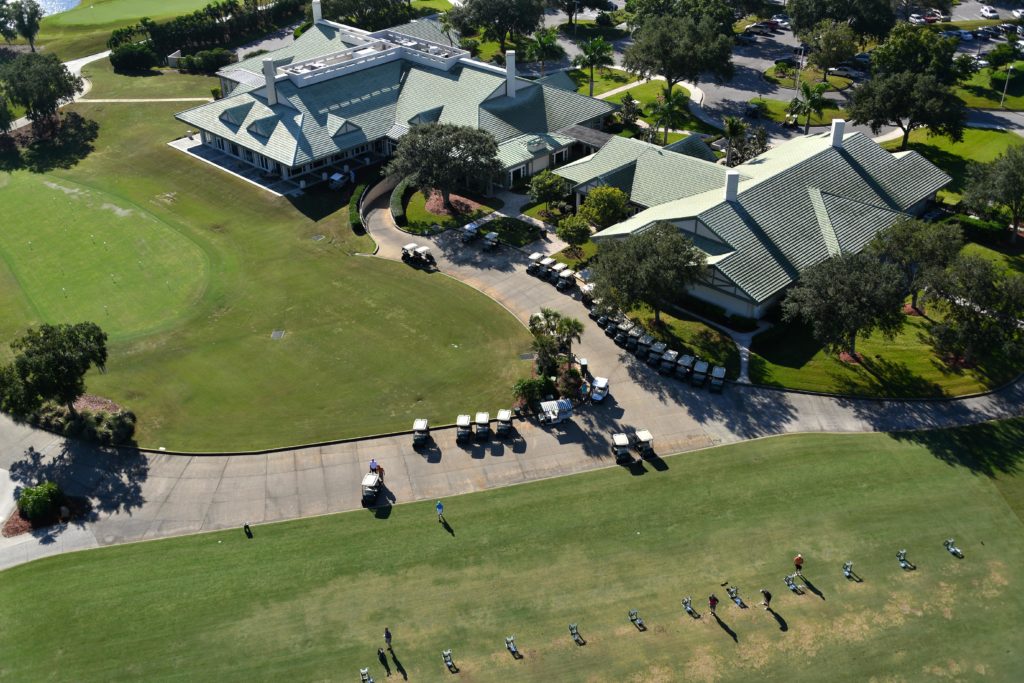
436;500;444;523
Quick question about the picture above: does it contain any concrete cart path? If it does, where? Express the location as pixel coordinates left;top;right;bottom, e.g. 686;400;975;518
2;194;1022;572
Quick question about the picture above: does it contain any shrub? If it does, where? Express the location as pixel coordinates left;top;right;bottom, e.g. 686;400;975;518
348;167;380;232
211;86;221;100
459;38;479;56
29;403;137;446
390;176;413;226
242;48;269;60
595;11;613;27
178;48;234;74
294;20;313;39
109;43;160;73
17;481;62;521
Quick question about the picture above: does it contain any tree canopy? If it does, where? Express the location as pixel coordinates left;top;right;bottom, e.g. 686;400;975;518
579;185;629;229
782;252;905;357
523;27;564;76
628;0;735;37
0;322;108;417
556;214;592;257
572;37;614;97
870;23;969;85
528;169;565;210
456;0;544;52
0;53;84;136
801;19;857;79
788;0;894;41
848;71;964;151
964;145;1024;243
867;217;963;310
11;0;42;52
385;123;502;210
624;14;733;96
787;80;828;135
591;221;707;322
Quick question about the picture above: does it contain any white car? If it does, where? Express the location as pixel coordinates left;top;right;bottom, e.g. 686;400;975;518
590;376;609;402
909;13;927;24
980;5;999;19
1013;8;1024;18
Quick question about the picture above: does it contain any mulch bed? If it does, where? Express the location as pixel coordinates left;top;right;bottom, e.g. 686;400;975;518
2;496;93;538
902;303;925;317
423;190;486;218
74;394;124;414
838;351;864;365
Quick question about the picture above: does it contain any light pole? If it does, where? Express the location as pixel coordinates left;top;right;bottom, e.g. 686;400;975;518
1001;64;1014;109
794;46;804;90
574;0;578;38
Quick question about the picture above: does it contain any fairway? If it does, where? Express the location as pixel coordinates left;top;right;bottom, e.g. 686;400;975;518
0;173;207;340
0;100;532;450
1;423;1022;681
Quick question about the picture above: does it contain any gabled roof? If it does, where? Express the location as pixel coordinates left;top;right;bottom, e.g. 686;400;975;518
664;135;719;163
592;130;951;303
497;132;575;167
535;70;578;92
479;81;615;143
228;23;368;80
387;17;456;46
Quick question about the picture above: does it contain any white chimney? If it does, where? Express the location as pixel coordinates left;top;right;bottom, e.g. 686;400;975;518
831;118;846;148
262;58;278;106
312;0;322;23
506;50;517;98
724;170;739;202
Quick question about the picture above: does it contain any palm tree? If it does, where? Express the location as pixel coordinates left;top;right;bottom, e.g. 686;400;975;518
787;81;829;135
572;37;614;97
524;27;566;77
723;116;747;167
555;316;585;357
439;11;456;47
651;89;688;144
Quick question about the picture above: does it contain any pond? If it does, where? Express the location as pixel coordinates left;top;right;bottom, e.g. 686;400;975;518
39;0;81;15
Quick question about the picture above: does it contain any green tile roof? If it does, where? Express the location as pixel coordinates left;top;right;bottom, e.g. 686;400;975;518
387;17;456;46
555;136;652;184
497;133;575;167
534;70;578;92
593;130;951;303
228;23;365;79
664;134;719;163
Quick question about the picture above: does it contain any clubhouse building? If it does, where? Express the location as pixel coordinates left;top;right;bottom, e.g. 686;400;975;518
175;3;614;189
558;121;950;319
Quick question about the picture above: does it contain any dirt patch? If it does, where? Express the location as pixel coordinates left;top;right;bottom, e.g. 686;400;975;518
2;496;92;538
74;394;123;414
902;303;925;316
838;351;864;365
424;190;486;218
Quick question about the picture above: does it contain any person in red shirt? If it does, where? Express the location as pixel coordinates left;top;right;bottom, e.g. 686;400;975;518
793;553;804;576
708;594;719;616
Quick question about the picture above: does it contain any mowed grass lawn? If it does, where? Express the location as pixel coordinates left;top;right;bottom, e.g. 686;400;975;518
955;60;1024;111
755;97;845;127
81;58;218;99
0;100;532;451
625;80;720;135
882;127;1024;204
749;312;1017;397
567;67;637;97
33;0;216;59
2;424;1024;681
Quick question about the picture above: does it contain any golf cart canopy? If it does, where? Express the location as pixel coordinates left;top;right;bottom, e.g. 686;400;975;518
580;283;595;295
484;231;498;241
475;412;490;426
694;360;710;374
413;418;428;432
414;246;432;257
711;366;727;380
361;472;380;488
528;252;543;263
635;429;653;445
559;269;575;280
592;377;609;391
496;409;512;422
650;341;668;356
456;414;471;428
539;257;555;267
662;349;679;364
551;262;567;274
617;320;635;333
612;433;630;448
678;354;695;368
402;243;418;252
638;334;654;347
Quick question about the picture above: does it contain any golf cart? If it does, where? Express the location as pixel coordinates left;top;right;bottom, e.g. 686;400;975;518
461;223;480;242
456;414;472;442
578;357;588;377
580;283;595;307
414;245;435;266
556;268;576;291
474;412;490;440
591;376;610;403
691;359;710;386
636;334;654;360
604;318;619;338
539;398;573;426
660;349;679;374
625;326;643;351
401;243;419;262
614;320;635;346
538;257;555;279
483;231;499;250
675;353;695;380
527;252;544;274
634;430;654;458
646;341;668;367
548;262;568;283
710;365;727;392
361;471;382;506
612;432;638;465
412;418;430;448
495;409;513;437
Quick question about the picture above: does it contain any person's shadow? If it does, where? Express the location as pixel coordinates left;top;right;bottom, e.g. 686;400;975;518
441;518;455;537
377;651;392;677
803;577;826;600
391;651;408;680
713;614;738;642
768;608;788;632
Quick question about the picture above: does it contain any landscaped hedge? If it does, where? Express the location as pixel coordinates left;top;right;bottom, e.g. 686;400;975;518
177;48;234;74
390;176;413;226
109;43;159;73
31;404;137;447
949;213;1008;246
348;167;381;232
17;481;63;521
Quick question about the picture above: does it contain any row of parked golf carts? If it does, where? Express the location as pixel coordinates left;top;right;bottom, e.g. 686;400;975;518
461;221;501;250
401;243;435;268
590;310;727;391
454;410;516;442
526;252;576;292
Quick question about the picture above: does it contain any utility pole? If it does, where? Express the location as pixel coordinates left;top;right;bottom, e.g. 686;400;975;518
1001;64;1015;109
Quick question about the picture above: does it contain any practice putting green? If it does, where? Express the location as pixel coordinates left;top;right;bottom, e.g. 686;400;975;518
0;101;532;450
1;424;1022;681
0;173;207;340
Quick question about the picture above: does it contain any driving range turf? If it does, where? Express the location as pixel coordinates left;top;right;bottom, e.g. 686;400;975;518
1;422;1023;681
0;78;532;451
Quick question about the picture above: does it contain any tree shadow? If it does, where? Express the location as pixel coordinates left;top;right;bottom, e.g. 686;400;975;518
5;113;100;173
684;384;798;439
7;440;149;535
888;418;1024;478
830;354;945;399
287;183;352;222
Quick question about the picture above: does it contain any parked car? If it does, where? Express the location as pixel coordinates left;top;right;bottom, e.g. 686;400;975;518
959;30;975;41
908;13;927;24
980;5;999;19
735;32;757;45
928;8;950;21
939;30;961;39
998;23;1018;34
971;55;991;69
973;29;991;41
744;23;773;36
827;66;866;79
853;51;872;66
1014;9;1024;19
590;376;609;403
771;13;791;29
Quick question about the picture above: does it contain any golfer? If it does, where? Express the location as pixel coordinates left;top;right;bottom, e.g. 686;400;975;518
708;594;719;616
760;588;772;610
794;553;804;576
436;500;444;522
